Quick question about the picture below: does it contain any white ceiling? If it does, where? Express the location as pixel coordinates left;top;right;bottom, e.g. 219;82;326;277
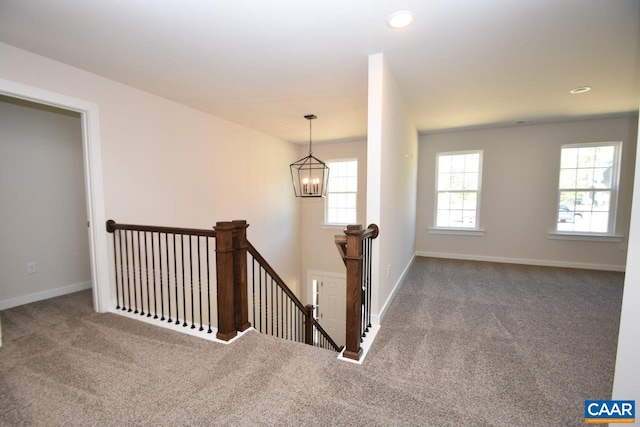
0;0;638;144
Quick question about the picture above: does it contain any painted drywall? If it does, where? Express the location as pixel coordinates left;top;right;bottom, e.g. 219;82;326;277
0;42;301;301
416;116;638;270
298;139;367;302
612;105;640;409
0;96;91;307
367;53;418;323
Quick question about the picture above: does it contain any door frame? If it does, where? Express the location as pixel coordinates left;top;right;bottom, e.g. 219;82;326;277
0;78;110;312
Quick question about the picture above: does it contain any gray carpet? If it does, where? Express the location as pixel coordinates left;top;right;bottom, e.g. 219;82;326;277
0;257;623;426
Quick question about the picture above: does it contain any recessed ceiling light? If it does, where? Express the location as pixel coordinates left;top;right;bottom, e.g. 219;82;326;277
387;11;414;28
570;86;591;94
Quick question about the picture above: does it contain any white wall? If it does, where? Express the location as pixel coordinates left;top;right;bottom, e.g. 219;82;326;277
416;116;638;270
298;139;367;302
367;53;418;323
0;42;301;303
612;105;640;410
0;96;91;307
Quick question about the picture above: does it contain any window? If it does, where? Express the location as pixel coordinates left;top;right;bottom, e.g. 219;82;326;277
435;150;482;229
557;142;620;234
325;159;357;225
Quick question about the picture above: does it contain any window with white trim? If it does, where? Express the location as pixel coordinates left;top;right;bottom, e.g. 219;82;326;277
325;159;357;225
435;150;482;229
557;142;620;234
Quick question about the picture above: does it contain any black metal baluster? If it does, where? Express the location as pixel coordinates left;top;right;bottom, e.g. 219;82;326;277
135;230;141;315
270;278;274;336
206;237;212;334
275;280;279;338
125;230;132;312
119;229;127;310
174;234;180;325
182;234;187;327
252;257;256;331
280;288;284;338
367;238;372;330
189;235;195;329
158;233;171;320
113;230;121;310
145;232;151;317
167;234;179;323
285;292;288;339
198;236;203;331
132;230;139;313
258;265;263;333
166;233;172;323
151;232;158;319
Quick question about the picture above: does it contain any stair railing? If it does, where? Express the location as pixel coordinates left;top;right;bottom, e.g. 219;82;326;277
105;220;218;335
106;219;342;352
246;240;342;352
335;223;380;361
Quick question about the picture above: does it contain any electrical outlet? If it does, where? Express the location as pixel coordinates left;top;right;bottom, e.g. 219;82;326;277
619;242;627;252
387;264;391;278
27;262;37;274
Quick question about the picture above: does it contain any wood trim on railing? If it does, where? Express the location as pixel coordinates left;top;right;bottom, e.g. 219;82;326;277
232;220;251;332
304;304;314;346
106;219;217;238
361;223;379;240
335;223;380;361
215;222;237;341
343;224;364;360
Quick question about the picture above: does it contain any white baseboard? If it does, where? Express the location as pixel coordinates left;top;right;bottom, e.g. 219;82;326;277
0;281;92;310
371;255;415;325
337;324;380;365
110;308;249;345
415;251;625;272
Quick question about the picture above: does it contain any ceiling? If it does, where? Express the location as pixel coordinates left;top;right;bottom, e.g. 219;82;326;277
0;0;638;144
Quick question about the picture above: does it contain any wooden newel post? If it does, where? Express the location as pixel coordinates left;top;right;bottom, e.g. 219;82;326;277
304;304;314;346
214;222;237;341
344;224;363;360
232;220;251;332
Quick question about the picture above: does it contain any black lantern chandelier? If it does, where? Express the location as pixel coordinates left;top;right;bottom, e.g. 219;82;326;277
290;114;329;198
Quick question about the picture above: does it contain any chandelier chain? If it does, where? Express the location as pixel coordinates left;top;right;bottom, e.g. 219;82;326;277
308;118;313;155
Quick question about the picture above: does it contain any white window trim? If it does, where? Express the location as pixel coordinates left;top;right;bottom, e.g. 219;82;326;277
547;232;623;242
324;158;358;226
432;149;483;231
555;141;622;236
428;227;485;236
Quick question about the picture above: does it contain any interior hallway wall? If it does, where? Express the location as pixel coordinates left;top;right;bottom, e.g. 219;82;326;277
367;53;418;323
0;42;301;302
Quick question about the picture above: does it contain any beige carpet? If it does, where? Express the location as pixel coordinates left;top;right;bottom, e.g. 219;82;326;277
0;257;623;426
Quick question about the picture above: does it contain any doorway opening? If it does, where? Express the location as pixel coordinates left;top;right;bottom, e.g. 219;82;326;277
0;78;109;313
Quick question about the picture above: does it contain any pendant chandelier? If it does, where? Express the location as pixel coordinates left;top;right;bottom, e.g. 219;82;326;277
290;114;329;198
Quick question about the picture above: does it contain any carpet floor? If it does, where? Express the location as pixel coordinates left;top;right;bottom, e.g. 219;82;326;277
0;257;624;426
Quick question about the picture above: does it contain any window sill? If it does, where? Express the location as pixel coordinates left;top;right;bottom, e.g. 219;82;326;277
428;227;485;236
547;232;624;243
321;223;350;230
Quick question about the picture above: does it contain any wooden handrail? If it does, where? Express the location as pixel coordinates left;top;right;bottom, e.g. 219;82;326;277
106;219;216;238
361;224;379;240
